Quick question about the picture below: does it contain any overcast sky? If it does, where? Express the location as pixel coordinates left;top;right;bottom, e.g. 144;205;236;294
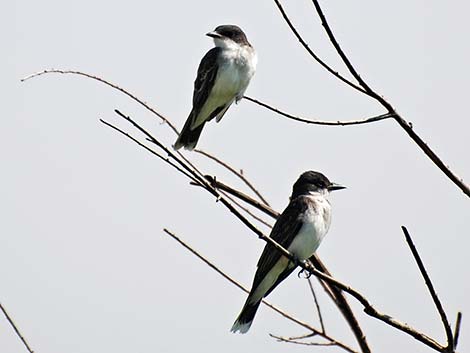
3;1;469;353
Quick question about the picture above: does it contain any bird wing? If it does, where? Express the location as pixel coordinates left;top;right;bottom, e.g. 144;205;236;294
190;47;221;129
252;198;308;293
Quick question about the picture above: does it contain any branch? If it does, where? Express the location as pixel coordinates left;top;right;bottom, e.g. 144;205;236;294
21;69;179;134
22;69;272;204
191;175;278;219
272;0;367;95
244;96;395;126
270;333;336;347
453;312;462;349
401;226;454;350
163;228;358;353
0;302;35;353
308;277;326;333
194;149;270;206
305;0;470;198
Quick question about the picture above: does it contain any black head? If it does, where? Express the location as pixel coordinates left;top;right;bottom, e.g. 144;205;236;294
206;25;250;45
291;171;345;198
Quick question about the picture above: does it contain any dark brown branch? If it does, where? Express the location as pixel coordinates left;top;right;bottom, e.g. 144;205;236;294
163;228;358;353
272;0;367;95
21;69;179;134
306;1;470;198
0;302;35;353
270;333;336;347
453;312;462;349
308;277;326;333
244;96;395;126
100;119;200;185
401;226;454;350
194;149;270;206
218;190;273;228
191;176;278;219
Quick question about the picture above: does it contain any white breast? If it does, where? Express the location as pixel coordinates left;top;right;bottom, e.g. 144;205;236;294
214;45;256;100
287;196;332;260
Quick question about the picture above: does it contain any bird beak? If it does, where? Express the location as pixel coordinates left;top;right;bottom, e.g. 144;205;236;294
206;31;222;39
328;183;346;191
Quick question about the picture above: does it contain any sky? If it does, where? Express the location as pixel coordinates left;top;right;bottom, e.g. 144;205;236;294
3;1;469;353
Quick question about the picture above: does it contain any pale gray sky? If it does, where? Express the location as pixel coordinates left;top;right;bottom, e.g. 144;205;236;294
3;1;469;353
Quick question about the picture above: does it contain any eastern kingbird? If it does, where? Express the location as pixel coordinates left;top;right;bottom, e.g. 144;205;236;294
231;171;346;334
174;25;257;150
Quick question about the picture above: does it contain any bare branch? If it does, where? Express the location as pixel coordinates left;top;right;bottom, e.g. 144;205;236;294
453;312;462;349
308;277;325;333
163;228;358;353
21;69;179;134
271;0;367;95
218;189;273;229
401;226;454;350
100;119;200;185
22;69;273;206
191;175;279;219
305;1;470;198
270;333;336;347
244;96;395;126
194;149;270;206
0;302;35;353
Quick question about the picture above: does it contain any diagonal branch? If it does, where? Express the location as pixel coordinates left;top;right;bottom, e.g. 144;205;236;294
194;148;270;206
305;0;470;198
163;228;358;353
401;226;454;351
0;302;35;353
272;0;367;95
244;96;395;126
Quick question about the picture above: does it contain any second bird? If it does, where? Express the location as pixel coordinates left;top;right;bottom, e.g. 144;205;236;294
231;171;346;333
174;25;257;150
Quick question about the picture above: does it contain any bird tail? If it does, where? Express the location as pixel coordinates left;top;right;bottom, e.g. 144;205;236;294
230;298;261;334
174;115;205;151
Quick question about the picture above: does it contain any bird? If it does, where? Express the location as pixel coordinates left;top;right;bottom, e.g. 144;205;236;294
174;25;257;150
231;171;346;334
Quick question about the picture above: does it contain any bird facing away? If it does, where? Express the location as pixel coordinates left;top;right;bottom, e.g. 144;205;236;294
174;25;257;150
231;171;346;334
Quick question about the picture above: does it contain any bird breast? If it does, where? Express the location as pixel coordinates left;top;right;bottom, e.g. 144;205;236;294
214;46;256;99
287;197;332;261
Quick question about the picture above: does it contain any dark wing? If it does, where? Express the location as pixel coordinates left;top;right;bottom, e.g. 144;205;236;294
251;198;308;293
190;47;221;127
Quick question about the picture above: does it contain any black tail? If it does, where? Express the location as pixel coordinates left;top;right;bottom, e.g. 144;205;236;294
174;117;205;151
230;299;261;334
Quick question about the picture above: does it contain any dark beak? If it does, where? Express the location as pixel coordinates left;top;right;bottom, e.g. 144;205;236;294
206;31;222;39
328;183;346;192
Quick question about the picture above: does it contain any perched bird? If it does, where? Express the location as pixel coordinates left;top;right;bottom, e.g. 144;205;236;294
231;171;345;333
174;25;257;150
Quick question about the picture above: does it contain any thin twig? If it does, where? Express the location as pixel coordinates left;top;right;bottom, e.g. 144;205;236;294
401;226;454;350
163;228;358;353
194;149;270;206
21;69;179;134
308;277;326;333
191;175;279;219
100;119;200;185
270;333;336;347
272;0;367;95
453;312;462;349
0;302;35;353
219;190;273;229
21;69;275;202
244;96;395;126
306;1;470;198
